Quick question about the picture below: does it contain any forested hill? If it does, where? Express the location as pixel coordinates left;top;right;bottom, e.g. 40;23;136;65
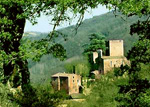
58;11;141;57
25;11;144;84
25;11;144;58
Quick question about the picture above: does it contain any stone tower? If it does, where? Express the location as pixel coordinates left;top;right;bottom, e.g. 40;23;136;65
109;40;124;56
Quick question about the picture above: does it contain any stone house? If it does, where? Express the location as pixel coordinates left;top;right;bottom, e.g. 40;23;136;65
93;40;129;74
51;73;81;95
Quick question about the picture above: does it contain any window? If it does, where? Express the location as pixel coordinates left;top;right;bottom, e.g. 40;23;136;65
110;61;112;67
122;60;124;65
73;80;74;82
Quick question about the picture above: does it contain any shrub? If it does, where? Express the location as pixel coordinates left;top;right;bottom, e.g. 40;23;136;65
0;83;19;107
14;84;69;107
114;65;130;77
64;58;90;77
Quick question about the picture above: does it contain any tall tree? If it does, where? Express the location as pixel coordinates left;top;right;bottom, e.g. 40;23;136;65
0;0;85;88
108;1;150;106
0;0;109;89
83;33;106;54
83;33;106;71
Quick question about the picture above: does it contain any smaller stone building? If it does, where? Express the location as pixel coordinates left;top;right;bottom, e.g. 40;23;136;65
51;73;81;95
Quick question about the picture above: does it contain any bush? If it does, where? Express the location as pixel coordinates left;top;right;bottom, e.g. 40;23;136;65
14;84;69;107
114;65;130;77
116;63;150;107
0;83;19;107
138;63;150;80
64;58;90;77
137;89;150;107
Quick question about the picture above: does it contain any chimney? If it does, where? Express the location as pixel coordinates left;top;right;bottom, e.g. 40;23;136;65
73;65;75;74
93;49;103;63
98;49;103;58
93;52;98;63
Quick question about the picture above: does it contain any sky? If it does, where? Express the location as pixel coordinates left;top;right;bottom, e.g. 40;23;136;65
24;5;109;33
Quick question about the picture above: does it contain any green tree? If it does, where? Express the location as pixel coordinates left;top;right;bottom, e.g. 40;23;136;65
83;33;106;54
109;1;150;106
64;58;90;77
0;0;102;89
83;33;106;71
117;30;150;106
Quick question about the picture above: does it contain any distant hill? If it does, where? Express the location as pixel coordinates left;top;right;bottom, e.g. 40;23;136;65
25;11;144;84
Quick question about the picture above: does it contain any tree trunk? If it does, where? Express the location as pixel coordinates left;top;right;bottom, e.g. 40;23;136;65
1;3;30;88
3;62;14;84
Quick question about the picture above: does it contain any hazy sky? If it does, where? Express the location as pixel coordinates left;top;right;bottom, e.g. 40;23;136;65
24;5;109;33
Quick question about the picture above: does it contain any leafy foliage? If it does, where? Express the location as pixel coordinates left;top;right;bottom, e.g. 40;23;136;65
83;33;106;54
117;18;150;107
0;0;98;88
83;33;106;72
64;57;90;77
114;65;130;77
0;83;19;107
0;83;69;107
99;0;150;106
14;85;69;107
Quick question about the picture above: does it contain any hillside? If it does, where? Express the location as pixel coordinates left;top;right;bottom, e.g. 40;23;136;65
58;12;143;57
25;11;144;84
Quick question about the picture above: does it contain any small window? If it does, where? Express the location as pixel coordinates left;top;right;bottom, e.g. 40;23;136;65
73;76;74;78
73;80;74;82
110;61;112;67
122;61;124;65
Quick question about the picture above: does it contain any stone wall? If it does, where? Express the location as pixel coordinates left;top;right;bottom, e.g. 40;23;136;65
103;57;129;74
